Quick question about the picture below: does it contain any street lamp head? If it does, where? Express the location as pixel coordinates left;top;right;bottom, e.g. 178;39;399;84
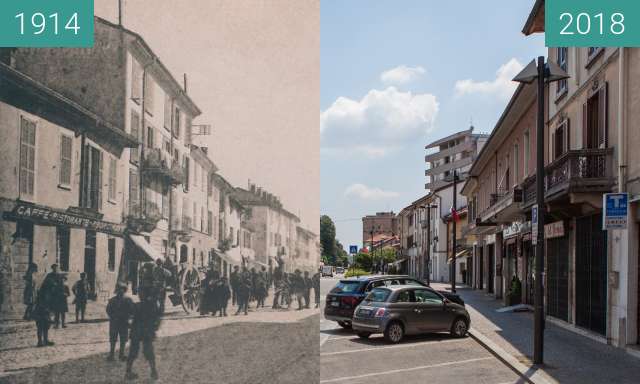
513;58;570;84
512;59;538;84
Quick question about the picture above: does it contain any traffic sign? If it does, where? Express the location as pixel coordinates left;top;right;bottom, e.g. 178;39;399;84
603;193;628;230
349;245;358;254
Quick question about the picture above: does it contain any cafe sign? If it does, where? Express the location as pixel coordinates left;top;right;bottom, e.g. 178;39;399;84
544;221;565;239
502;221;532;239
10;203;126;235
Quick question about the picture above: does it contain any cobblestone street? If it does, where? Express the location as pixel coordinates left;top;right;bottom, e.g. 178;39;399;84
0;314;319;384
0;295;318;381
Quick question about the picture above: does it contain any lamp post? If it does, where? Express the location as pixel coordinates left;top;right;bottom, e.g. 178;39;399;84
513;56;569;365
419;204;438;286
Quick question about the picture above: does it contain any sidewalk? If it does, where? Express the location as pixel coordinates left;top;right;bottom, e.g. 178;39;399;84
0;294;317;376
431;283;640;384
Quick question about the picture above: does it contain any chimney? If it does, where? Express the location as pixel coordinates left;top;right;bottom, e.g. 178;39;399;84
183;73;188;94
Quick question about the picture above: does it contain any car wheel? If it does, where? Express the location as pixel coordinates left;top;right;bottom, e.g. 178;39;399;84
450;317;468;338
338;321;352;329
356;332;371;339
384;321;404;344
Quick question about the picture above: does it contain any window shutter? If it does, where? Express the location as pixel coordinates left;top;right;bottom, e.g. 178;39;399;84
565;118;570;152
98;150;103;210
59;135;72;186
129;170;139;214
598;82;608;147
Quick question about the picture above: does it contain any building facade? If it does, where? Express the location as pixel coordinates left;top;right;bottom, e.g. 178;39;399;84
362;212;398;249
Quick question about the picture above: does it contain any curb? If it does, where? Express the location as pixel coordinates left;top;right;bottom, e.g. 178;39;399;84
469;328;558;384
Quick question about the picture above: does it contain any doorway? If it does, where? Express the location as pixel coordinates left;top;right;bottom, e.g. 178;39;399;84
488;244;495;294
576;214;607;335
84;230;97;298
478;246;484;290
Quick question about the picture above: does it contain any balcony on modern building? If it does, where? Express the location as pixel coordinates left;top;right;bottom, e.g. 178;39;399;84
522;148;615;209
425;156;473;178
479;186;524;224
424;140;474;163
143;148;185;185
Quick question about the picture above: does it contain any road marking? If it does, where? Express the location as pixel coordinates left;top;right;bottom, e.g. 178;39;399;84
323;335;356;342
320;338;467;356
320;357;493;383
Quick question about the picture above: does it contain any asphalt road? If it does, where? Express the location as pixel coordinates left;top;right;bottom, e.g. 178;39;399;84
1;315;319;384
320;275;524;384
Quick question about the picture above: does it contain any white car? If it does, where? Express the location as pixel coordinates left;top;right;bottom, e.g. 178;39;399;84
321;265;334;277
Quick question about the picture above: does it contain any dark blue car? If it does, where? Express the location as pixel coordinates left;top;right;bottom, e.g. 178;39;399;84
324;275;463;328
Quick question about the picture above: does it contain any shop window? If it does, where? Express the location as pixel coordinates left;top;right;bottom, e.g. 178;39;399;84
107;237;116;272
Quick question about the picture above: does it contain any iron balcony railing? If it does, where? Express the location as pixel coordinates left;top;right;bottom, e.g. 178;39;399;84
143;148;186;185
522;148;614;206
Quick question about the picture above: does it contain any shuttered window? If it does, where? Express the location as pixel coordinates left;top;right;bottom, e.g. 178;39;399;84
131;59;142;102
59;134;73;187
130;111;141;164
19;117;36;198
144;74;155;115
108;157;117;201
129;169;139;214
173;107;181;139
164;94;172;131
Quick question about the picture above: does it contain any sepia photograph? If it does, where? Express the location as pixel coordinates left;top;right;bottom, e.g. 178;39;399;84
0;1;319;383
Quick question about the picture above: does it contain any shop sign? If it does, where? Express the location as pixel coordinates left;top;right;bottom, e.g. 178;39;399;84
544;221;565;239
503;221;531;239
485;234;496;244
10;203;125;235
603;193;628;230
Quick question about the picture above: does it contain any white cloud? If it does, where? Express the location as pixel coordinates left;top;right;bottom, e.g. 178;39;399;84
344;183;399;200
320;86;439;157
380;65;426;85
454;58;524;100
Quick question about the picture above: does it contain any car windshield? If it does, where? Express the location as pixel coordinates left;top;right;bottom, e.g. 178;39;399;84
330;280;362;293
364;288;391;302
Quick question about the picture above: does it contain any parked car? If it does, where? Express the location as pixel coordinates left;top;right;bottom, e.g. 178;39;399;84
336;267;345;274
323;274;463;328
351;285;470;343
322;265;335;277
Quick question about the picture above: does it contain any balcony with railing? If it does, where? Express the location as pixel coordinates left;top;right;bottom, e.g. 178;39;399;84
126;201;162;233
143;148;185;185
522;148;614;207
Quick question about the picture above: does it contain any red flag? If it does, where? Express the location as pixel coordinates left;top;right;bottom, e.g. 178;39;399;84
450;206;460;222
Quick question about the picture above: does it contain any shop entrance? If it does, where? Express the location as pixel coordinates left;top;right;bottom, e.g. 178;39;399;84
84;230;97;298
487;244;495;294
547;235;569;321
478;246;484;290
576;214;607;335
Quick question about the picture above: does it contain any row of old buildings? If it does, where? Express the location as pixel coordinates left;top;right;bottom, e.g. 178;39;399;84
395;0;640;353
0;17;318;319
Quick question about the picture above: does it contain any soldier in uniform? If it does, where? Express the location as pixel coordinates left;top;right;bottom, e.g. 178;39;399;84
152;258;171;314
230;265;240;306
271;258;285;309
106;282;135;361
125;286;161;381
22;263;38;320
72;272;89;323
312;272;321;308
33;271;56;347
303;270;312;309
235;266;252;315
293;270;305;310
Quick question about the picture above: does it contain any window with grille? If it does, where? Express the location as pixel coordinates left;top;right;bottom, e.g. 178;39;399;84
59;134;73;187
19;117;36;198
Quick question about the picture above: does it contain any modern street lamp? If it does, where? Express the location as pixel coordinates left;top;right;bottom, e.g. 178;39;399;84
513;56;569;365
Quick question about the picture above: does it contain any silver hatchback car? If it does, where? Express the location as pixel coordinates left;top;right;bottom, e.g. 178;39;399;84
351;285;470;343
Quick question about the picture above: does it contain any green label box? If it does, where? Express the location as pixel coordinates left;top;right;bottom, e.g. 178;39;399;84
0;0;93;47
546;0;640;47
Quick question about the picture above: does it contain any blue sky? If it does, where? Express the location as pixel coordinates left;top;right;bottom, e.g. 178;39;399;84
321;0;545;249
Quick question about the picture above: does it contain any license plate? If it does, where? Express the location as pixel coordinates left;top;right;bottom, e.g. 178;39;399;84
331;301;340;307
358;309;371;316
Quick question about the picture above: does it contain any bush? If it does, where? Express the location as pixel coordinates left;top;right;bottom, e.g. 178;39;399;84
344;267;369;278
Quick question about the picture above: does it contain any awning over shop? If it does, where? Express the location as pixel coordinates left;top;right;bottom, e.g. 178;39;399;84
129;235;163;262
447;249;470;264
392;258;408;266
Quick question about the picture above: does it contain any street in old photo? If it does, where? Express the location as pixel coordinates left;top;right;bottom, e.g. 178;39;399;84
0;1;320;383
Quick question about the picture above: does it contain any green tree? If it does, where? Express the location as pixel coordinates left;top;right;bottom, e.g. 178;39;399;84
320;215;337;264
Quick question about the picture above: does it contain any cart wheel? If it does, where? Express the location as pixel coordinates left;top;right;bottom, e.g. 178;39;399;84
179;266;201;314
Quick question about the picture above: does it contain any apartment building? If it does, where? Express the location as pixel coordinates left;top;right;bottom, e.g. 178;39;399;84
0;61;138;317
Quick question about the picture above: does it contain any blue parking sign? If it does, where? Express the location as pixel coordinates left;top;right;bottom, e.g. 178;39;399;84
603;193;628;230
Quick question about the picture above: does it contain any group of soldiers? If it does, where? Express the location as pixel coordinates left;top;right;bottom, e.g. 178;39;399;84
24;263;90;347
198;257;322;317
